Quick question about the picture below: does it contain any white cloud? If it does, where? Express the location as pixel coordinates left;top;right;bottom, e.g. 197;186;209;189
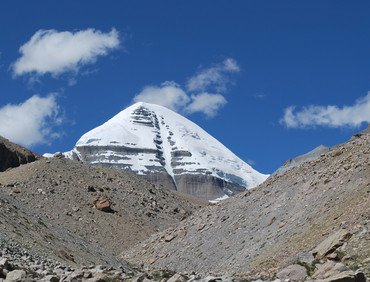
12;28;120;76
133;58;239;118
187;58;240;92
186;93;227;118
0;95;60;147
223;58;240;72
133;83;227;117
281;93;370;128
133;81;190;111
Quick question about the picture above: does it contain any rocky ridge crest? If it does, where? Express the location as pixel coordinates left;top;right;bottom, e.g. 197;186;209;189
0;136;38;172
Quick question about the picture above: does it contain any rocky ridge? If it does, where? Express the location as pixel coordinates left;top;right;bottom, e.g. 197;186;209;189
274;145;330;176
123;126;370;280
0;136;38;172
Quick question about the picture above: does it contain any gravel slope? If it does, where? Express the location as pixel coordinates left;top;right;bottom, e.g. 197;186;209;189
0;157;206;267
123;127;370;278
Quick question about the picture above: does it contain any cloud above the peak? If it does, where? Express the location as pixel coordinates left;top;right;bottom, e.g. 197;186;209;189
186;93;227;117
12;28;120;77
0;95;61;147
133;58;238;118
281;93;370;128
133;82;190;112
186;58;240;92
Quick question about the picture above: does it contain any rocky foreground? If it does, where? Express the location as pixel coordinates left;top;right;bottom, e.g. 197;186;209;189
0;128;369;281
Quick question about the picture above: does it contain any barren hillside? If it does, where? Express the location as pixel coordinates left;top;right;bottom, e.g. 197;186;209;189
123;127;370;279
0;156;205;267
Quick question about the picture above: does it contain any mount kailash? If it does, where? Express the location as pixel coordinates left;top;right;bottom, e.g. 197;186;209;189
58;102;268;201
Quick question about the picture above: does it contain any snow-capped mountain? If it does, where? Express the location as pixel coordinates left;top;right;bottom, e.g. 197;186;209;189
64;102;268;200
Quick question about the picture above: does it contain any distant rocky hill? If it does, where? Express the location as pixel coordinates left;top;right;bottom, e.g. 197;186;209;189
274;144;330;176
0;136;38;172
62;102;268;201
123;126;370;280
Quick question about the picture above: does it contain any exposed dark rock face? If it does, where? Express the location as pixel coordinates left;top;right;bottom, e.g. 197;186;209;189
174;174;246;200
0;136;38;172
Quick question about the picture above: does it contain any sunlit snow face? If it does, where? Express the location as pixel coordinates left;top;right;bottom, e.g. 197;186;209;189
68;102;268;193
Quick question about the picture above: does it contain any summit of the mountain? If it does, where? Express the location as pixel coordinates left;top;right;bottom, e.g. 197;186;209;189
64;102;268;200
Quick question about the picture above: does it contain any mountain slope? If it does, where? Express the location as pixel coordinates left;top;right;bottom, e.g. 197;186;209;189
123;126;370;278
0;156;205;267
65;102;268;200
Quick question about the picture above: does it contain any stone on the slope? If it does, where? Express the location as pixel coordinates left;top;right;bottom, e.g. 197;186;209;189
41;275;60;282
94;199;113;213
312;229;351;258
0;258;9;269
313;261;349;279
4;269;26;282
319;270;357;282
164;233;177;242
297;251;315;265
276;264;307;281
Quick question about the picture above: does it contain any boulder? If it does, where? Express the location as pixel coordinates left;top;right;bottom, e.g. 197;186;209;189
94;199;114;213
312;229;351;258
319;270;356;282
313;261;349;279
276;264;307;281
41;275;60;282
4;270;26;282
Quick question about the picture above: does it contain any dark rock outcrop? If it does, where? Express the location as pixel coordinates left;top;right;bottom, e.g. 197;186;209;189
0;136;38;172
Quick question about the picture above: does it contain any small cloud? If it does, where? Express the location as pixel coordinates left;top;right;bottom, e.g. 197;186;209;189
12;28;120;77
281;92;370;128
133;81;190;112
0;94;61;147
186;58;240;92
67;78;77;86
186;93;227;118
253;93;266;99
223;58;240;72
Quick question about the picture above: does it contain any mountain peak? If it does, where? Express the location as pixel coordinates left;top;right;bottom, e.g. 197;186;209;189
66;103;268;200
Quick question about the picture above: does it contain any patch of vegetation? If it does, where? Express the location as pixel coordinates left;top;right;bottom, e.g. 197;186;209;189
297;259;320;276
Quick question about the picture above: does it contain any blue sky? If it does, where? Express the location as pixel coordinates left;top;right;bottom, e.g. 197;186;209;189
1;1;370;174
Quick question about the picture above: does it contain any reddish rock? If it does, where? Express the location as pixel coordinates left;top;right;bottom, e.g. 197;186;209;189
94;199;114;213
